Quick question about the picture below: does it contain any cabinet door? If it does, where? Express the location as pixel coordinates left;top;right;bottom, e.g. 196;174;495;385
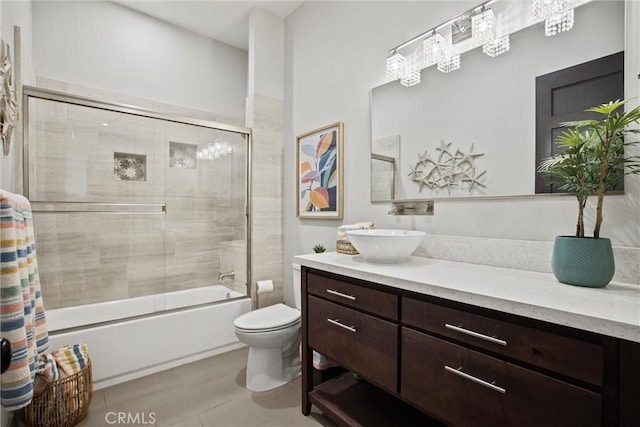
401;328;601;427
535;52;624;194
308;295;398;393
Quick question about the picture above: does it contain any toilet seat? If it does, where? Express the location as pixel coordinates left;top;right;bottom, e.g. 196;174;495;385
234;319;300;334
233;303;301;333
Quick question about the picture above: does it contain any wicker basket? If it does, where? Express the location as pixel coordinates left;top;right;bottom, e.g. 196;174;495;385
336;241;359;255
21;359;93;427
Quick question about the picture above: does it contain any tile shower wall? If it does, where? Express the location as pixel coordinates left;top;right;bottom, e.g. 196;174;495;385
248;94;285;308
29;97;247;309
29;99;166;203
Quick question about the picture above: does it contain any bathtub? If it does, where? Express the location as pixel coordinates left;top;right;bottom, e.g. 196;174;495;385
46;286;251;390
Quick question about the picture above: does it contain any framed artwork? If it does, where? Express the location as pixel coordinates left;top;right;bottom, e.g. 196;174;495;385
296;122;343;219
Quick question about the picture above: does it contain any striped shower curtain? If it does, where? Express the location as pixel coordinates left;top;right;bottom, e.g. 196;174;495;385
0;190;49;410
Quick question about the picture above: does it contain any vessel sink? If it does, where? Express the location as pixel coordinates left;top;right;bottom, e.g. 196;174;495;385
346;229;425;263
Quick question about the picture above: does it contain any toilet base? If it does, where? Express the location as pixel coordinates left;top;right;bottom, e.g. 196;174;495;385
246;346;300;392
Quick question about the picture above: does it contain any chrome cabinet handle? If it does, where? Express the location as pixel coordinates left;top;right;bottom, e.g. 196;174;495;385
445;324;507;346
327;318;356;333
445;365;506;394
326;289;356;301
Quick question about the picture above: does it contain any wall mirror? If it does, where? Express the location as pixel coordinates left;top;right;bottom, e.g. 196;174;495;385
370;0;625;202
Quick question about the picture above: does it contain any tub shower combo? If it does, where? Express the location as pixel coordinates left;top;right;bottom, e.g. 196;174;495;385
22;87;252;388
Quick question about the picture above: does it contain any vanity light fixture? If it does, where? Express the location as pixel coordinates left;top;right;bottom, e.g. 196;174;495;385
531;0;574;37
471;7;496;44
437;55;461;74
400;70;421;87
452;15;473;44
423;31;449;64
385;0;499;86
483;34;510;57
532;0;567;20
386;51;406;80
544;8;574;36
399;53;423;87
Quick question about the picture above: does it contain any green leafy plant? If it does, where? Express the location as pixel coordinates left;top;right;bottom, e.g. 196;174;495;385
312;244;326;253
538;100;640;238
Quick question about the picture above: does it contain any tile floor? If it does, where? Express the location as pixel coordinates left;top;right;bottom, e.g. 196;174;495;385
72;347;336;427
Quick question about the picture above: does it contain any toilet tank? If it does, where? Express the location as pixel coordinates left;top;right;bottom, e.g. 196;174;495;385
292;263;301;310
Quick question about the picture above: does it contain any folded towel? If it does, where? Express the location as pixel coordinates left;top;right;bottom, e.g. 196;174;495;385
313;351;337;370
354;222;375;229
53;343;89;377
337;222;375;242
33;353;59;396
34;353;59;382
32;344;89;394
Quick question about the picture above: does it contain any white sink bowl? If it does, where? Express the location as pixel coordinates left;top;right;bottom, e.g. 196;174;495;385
346;229;425;263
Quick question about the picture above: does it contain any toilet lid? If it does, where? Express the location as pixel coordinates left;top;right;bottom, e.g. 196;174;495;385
233;303;301;331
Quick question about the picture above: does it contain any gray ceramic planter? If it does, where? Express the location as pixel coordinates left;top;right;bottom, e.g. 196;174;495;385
551;236;615;288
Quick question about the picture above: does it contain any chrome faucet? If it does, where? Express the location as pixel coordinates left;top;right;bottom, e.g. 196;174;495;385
388;201;434;216
218;271;235;283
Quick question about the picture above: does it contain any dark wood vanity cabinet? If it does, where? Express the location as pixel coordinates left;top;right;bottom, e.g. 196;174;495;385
300;267;640;427
307;295;398;393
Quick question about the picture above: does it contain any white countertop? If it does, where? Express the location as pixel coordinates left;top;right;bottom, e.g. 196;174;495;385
293;252;640;343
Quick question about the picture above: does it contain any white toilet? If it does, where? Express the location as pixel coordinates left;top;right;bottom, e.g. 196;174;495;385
233;263;302;392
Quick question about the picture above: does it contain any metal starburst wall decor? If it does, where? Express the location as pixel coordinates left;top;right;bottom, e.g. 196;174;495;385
408;140;486;195
1;40;18;156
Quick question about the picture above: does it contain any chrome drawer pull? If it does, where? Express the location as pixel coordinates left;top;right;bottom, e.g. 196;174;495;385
326;289;356;301
445;324;507;346
327;318;356;333
444;365;506;394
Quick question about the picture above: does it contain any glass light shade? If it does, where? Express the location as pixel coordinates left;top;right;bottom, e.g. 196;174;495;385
483;35;510;57
471;9;496;44
423;33;449;64
437;55;461;74
545;8;574;36
400;70;421;87
386;52;406;80
532;0;568;19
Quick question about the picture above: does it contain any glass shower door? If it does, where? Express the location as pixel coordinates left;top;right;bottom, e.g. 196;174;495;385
25;90;249;324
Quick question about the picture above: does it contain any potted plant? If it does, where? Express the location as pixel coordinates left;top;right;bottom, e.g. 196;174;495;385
312;244;326;253
538;99;640;287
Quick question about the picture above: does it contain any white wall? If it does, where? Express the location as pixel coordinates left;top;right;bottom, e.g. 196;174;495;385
32;0;247;120
284;1;639;271
247;8;284;100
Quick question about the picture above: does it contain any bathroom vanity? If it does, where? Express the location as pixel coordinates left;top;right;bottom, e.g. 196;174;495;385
294;252;640;427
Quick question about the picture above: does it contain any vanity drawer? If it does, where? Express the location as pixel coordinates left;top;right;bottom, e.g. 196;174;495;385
401;328;601;427
307;295;398;393
402;297;603;386
307;271;397;320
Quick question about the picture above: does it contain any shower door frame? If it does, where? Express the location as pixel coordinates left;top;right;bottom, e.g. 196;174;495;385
22;85;253;301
